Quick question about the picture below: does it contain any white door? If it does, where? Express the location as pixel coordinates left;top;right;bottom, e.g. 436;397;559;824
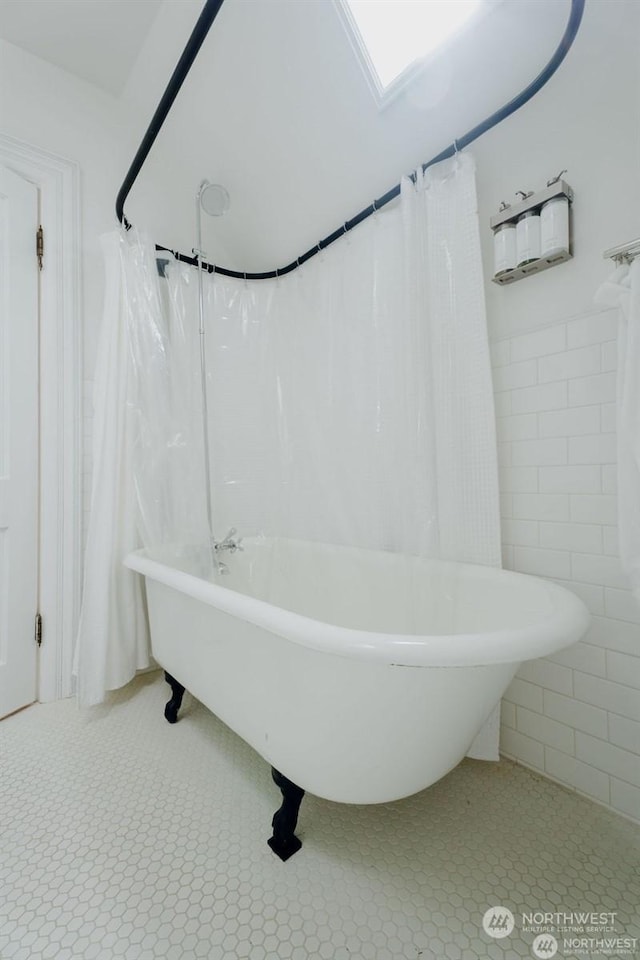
0;166;39;718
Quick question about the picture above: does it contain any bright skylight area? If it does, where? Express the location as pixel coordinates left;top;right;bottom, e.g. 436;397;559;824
345;0;482;91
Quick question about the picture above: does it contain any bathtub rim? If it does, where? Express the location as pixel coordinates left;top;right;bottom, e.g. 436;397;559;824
124;541;590;667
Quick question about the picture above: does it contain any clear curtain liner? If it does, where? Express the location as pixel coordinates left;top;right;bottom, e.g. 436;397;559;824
596;260;640;597
155;158;499;575
73;230;157;707
416;155;501;566
406;155;501;759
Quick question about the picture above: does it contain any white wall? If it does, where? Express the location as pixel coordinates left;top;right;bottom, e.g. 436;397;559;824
0;38;140;538
470;0;640;822
0;38;137;372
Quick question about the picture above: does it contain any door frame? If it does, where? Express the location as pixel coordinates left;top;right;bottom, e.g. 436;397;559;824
0;132;82;702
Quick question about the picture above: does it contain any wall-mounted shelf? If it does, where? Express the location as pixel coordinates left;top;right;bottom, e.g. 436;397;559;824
490;178;573;286
492;248;572;285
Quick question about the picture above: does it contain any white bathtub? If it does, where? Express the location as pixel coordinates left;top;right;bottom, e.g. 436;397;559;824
125;537;589;807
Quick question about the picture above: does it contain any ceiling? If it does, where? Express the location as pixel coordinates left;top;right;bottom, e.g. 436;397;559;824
0;0;163;95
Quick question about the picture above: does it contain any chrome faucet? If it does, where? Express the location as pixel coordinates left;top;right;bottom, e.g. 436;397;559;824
214;528;243;555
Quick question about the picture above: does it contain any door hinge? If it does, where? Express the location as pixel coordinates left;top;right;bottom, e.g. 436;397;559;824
35;612;42;648
36;225;44;271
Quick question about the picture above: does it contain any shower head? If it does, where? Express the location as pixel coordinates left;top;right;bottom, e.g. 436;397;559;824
198;180;230;217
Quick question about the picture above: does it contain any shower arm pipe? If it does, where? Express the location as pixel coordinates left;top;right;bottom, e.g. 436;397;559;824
117;0;585;280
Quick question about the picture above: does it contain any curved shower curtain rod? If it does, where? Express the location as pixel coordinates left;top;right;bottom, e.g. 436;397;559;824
116;0;585;281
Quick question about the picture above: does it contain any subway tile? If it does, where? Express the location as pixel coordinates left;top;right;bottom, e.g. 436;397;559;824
494;392;512;418
511;381;568;415
513;493;569;521
602;466;617;495
539;465;601;494
576;732;640;787
586;616;640;656
499;466;538;493
606;650;640;690
602;526;618;557
574;671;640;721
604;588;640;624
539;521;602;554
490;339;510;368
500;727;545;770
500;699;516;729
497;442;511;469
538;406;601;438
547;642;606;678
501;518;539;547
500;492;513;518
554;580;604;616
601;340;618;372
567;311;618;348
601;403;616;433
610;778;640;822
544;746;610;804
570;494;617;524
495;413;538;442
510;325;567;362
571;553;628;589
513;545;571;579
538;345;601;384
512;439;566;467
568;434;617;465
517;659;573;695
517;706;575;754
543;689;608;738
501;544;514;569
504;677;544;712
492;360;538;393
608;714;640;754
568;372;616;407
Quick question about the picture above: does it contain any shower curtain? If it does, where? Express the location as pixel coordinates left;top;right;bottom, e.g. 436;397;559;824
75;154;501;757
596;259;640;599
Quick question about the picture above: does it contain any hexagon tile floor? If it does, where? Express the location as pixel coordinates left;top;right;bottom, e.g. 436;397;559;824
1;674;639;960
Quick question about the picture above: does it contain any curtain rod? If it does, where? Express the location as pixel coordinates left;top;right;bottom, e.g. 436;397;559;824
603;239;640;264
117;0;586;282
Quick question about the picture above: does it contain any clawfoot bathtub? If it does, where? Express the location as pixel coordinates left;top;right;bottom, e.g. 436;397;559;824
125;537;589;859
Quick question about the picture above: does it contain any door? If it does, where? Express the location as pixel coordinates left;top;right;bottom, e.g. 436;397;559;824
0;166;39;718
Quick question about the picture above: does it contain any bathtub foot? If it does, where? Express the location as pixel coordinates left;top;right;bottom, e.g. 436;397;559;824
268;767;305;861
164;672;185;724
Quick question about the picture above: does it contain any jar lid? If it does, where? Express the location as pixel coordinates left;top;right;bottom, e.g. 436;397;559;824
494;222;516;233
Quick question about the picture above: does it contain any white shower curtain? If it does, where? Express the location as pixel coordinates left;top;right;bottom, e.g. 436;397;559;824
596;259;640;598
77;155;502;751
73;231;159;706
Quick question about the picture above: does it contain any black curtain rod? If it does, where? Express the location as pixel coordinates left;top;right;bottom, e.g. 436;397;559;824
117;0;585;281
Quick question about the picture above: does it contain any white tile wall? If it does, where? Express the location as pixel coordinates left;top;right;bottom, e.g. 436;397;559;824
494;309;640;824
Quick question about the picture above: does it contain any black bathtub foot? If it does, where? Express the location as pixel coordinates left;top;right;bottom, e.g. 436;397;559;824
164;672;185;724
268;767;305;861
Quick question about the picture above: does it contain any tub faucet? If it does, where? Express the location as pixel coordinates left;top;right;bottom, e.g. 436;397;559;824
214;528;243;555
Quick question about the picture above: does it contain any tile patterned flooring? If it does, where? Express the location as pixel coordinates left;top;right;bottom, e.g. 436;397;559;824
1;673;639;960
